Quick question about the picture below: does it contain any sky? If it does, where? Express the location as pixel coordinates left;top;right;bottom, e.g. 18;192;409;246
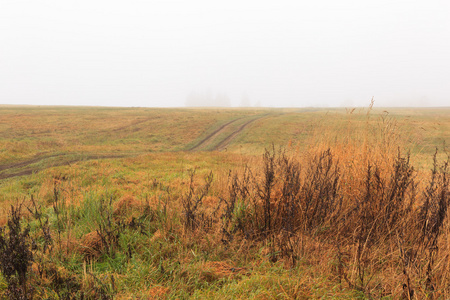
1;0;449;108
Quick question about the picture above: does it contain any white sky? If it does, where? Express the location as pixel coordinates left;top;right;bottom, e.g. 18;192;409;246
1;0;449;107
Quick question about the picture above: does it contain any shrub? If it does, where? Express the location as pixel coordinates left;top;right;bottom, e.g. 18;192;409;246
0;204;34;299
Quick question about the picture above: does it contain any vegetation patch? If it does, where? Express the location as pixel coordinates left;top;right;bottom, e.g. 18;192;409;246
0;106;448;298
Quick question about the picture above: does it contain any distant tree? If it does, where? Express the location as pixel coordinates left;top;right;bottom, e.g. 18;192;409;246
215;92;231;107
185;90;231;107
240;92;251;107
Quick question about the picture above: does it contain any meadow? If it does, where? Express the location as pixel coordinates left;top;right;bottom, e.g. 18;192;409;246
0;104;449;299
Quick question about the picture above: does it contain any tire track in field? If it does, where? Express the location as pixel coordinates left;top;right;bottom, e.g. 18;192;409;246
187;118;243;151
0;154;132;180
0;113;269;179
0;153;57;172
213;115;268;151
108;117;153;133
189;114;268;152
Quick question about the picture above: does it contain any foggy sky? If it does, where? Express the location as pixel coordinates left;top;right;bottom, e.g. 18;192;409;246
1;0;449;108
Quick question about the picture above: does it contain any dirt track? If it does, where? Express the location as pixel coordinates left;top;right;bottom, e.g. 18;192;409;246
213;116;266;151
0;153;57;172
0;154;130;180
188;114;268;152
0;114;267;180
187;118;243;151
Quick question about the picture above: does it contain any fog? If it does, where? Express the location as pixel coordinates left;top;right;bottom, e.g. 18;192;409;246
1;1;449;108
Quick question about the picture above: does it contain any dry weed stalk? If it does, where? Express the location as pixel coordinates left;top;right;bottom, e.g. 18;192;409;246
216;107;449;297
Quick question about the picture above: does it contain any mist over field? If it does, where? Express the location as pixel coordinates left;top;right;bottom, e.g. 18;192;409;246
1;1;450;297
1;1;449;107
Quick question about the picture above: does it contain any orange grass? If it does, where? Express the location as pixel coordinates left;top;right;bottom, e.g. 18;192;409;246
0;105;448;298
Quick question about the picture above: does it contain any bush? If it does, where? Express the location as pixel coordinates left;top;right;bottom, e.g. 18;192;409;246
0;204;34;299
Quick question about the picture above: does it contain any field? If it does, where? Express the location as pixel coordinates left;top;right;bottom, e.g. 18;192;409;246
0;105;449;299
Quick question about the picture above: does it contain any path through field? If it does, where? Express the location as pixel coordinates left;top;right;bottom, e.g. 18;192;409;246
188;114;268;151
214;116;267;151
187;118;243;151
0;153;131;180
0;112;270;180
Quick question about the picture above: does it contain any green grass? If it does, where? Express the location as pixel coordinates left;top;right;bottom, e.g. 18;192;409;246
0;105;448;298
0;105;447;161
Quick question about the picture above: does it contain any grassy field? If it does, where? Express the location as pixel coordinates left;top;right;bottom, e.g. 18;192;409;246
0;105;449;299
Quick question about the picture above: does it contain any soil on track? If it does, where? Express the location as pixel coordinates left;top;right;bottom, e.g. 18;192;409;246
188;114;268;152
214;116;267;151
0;153;58;172
187;118;243;151
0;113;268;180
0;153;131;180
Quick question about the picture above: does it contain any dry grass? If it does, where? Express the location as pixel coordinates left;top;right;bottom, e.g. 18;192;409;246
79;231;104;259
112;195;144;218
0;105;448;298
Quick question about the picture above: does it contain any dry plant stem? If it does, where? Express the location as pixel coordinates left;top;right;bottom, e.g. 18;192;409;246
182;169;214;232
